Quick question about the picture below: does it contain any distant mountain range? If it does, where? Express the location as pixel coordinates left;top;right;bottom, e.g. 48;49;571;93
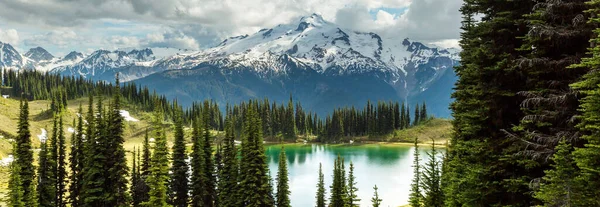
0;14;459;117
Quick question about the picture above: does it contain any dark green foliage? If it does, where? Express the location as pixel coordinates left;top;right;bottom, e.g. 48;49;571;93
413;103;420;126
315;163;326;207
420;102;427;122
283;95;296;140
138;129;151;204
571;0;600;204
239;104;274;207
81;95;107;206
8;143;26;207
169;106;189;207
276;147;291;207
201;101;217;206
14;99;36;206
69;104;85;207
190;117;207;207
38;134;55;207
371;185;382;207
104;75;131;206
443;0;537;205
131;147;140;207
422;140;443;207
346;162;360;207
534;140;585;206
56;113;67;207
143;105;171;207
329;155;346;207
408;138;422;207
217;116;240;207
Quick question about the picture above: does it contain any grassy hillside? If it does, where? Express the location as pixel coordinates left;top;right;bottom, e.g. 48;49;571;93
390;118;453;144
0;96;156;200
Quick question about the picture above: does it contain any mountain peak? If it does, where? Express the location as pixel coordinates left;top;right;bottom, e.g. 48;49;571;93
63;51;84;61
0;41;24;68
298;13;326;29
25;46;54;62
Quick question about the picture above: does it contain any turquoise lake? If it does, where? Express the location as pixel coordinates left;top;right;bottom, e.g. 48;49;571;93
265;144;438;207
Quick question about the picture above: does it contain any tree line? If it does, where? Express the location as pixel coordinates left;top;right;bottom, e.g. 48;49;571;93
443;0;600;206
1;69;430;142
7;79;391;207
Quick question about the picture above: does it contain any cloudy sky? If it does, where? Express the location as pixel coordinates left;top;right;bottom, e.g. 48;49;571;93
0;0;462;56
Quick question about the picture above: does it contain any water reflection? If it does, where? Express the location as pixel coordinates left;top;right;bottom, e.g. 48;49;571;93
265;144;432;207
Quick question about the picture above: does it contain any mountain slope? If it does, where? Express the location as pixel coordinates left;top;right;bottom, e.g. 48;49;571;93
0;14;459;117
0;41;24;69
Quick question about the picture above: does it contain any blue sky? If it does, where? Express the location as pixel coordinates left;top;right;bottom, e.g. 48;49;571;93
0;0;462;56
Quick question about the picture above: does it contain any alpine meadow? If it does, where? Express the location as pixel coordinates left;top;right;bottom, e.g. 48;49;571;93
1;0;600;206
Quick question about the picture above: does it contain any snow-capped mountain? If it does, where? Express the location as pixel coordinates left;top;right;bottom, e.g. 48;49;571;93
63;51;84;61
24;47;54;62
0;41;24;69
0;14;460;117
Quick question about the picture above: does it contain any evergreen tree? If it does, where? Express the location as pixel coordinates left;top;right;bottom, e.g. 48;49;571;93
169;106;189;207
346;162;360;207
202;101;217;207
329;155;346;207
69;104;85;207
371;185;382;207
56;113;67;207
276;147;291;207
190;117;207;207
408;138;422;207
218;117;239;207
534;140;585;206
571;0;600;204
413;103;420;126
8;143;26;207
38;139;55;207
315;163;326;207
422;140;443;207
14;99;36;206
239;105;274;207
420;102;427;122
131;147;141;207
443;0;536;205
138;129;151;204
284;95;296;140
142;105;171;207
104;75;131;206
81;95;107;206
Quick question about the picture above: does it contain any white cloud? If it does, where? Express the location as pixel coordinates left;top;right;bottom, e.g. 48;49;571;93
144;31;199;49
0;0;462;53
0;28;19;45
24;30;80;48
428;39;460;49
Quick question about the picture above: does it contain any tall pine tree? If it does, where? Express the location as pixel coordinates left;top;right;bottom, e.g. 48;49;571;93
443;0;536;205
69;104;85;207
217;116;239;207
169;106;189;207
239;104;274;207
104;75;131;206
8;142;26;207
143;105;171;207
315;163;326;207
346;162;360;207
276;146;291;207
15;99;36;206
408;138;422;207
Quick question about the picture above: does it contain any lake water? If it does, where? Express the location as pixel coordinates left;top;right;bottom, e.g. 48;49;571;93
265;144;437;207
